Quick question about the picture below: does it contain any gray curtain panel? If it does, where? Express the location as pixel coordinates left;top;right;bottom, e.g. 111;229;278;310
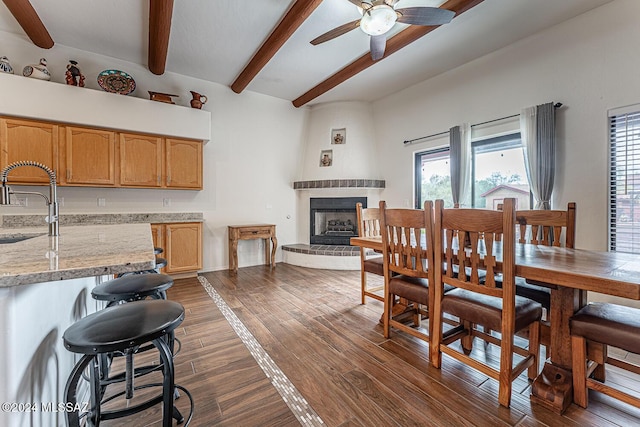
534;102;556;209
522;102;556;209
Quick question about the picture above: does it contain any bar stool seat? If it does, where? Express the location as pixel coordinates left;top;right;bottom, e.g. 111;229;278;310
92;273;173;303
63;300;192;427
64;299;184;354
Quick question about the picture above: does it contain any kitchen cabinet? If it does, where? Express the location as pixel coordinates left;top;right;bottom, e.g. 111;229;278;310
152;222;202;276
119;132;163;187
0;117;58;184
0;115;203;190
165;138;202;189
61;126;116;186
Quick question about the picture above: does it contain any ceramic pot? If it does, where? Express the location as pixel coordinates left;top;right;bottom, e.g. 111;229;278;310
0;56;13;74
23;58;51;80
190;91;208;109
65;60;85;87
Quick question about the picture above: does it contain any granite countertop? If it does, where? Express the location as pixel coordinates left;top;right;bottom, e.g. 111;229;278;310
0;212;203;228
0;223;155;287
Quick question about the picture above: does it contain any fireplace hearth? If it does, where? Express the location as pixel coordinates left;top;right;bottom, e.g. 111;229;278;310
310;197;366;245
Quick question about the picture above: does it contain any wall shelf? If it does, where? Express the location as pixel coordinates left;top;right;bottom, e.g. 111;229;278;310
0;73;211;142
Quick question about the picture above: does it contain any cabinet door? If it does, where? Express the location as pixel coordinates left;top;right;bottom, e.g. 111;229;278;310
63;126;116;185
120;133;163;187
165;138;202;189
165;222;202;273
0;118;58;184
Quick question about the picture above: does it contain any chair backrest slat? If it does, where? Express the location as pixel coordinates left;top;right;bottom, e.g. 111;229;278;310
356;202;381;238
379;201;433;279
515;202;576;248
435;198;516;301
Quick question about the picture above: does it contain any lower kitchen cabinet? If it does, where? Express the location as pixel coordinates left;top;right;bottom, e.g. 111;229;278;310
151;222;202;276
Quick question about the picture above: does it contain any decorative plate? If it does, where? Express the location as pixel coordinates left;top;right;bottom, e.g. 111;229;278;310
97;69;136;95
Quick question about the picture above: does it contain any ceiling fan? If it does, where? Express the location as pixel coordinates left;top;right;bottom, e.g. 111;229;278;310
311;0;455;61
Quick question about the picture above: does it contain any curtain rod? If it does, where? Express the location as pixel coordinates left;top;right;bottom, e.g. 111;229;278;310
403;102;563;146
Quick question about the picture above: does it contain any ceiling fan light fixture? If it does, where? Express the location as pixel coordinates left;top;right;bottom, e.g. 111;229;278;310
360;5;397;36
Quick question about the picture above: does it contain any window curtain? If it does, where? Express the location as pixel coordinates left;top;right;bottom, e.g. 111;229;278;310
449;123;471;207
521;102;556;209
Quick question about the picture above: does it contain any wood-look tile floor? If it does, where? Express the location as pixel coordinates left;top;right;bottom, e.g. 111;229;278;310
102;264;640;426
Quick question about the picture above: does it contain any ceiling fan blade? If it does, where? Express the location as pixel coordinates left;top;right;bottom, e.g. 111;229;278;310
370;34;386;61
347;0;371;9
396;7;455;26
311;19;361;45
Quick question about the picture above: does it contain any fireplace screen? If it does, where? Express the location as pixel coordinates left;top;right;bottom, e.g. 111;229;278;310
310;197;366;245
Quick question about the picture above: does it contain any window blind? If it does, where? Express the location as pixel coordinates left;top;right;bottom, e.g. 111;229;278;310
609;110;640;253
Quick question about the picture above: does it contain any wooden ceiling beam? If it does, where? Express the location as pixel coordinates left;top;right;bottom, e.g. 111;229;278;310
2;0;53;48
148;0;174;75
231;0;324;94
292;0;485;108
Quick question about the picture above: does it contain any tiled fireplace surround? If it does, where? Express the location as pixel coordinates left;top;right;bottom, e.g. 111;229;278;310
283;179;384;270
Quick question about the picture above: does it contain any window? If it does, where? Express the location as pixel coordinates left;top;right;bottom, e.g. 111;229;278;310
472;134;531;210
609;107;640;253
415;133;531;209
414;147;453;208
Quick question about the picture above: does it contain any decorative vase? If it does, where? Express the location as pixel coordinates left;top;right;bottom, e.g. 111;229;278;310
23;58;51;80
189;91;208;109
0;56;13;74
65;60;85;87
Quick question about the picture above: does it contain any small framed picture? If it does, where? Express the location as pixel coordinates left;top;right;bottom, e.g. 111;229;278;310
319;149;333;167
331;128;346;145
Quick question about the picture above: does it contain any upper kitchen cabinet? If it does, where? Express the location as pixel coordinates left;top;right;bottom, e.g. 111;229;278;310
61;126;116;186
120;133;163;188
0;117;58;184
166;138;202;189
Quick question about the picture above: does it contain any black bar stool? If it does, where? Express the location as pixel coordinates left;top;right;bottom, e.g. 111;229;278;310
91;273;182;398
63;299;193;426
92;273;174;305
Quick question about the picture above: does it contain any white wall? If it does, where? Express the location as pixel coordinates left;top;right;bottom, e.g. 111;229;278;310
0;31;308;271
300;101;382;181
372;0;640;252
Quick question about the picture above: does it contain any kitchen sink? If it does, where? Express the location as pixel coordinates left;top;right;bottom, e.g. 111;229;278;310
0;235;42;244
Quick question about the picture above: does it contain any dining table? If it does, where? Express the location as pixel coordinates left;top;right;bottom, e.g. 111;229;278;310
350;235;640;413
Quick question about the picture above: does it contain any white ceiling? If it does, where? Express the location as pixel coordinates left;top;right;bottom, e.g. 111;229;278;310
0;0;614;107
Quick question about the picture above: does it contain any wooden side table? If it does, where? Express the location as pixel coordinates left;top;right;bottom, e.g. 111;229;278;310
228;224;277;275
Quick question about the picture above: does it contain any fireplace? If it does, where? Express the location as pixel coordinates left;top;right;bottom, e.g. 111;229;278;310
310;197;366;245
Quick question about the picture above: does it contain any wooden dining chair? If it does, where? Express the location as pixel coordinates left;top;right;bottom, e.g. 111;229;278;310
499;202;577;312
379;200;435;342
430;198;542;407
356;202;384;304
571;302;640;409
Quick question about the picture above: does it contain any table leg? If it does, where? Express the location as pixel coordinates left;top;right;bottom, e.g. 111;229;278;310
270;235;277;268
229;238;238;275
530;287;587;413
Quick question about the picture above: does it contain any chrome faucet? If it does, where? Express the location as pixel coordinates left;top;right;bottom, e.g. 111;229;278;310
0;161;59;236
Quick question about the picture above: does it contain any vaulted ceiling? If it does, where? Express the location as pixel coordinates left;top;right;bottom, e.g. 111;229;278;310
0;0;614;107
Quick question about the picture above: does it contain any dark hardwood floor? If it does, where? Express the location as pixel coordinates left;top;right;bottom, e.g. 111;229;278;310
104;264;640;426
